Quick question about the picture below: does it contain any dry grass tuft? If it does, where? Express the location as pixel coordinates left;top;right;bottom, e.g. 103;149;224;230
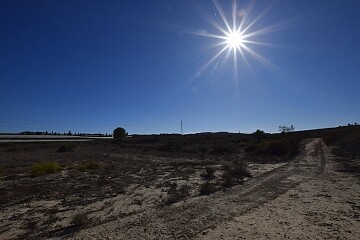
31;162;61;177
57;143;74;153
71;212;89;228
77;161;100;172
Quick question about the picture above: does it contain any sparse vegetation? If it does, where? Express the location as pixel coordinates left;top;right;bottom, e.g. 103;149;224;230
336;160;360;175
322;132;339;145
57;143;74;153
212;144;236;154
158;142;183;152
198;146;209;159
222;171;235;188
71;212;89;228
229;161;252;178
279;125;295;133
31;162;61;177
203;166;216;179
199;182;216;195
165;183;189;205
77;160;100;172
2;124;360;239
245;138;300;158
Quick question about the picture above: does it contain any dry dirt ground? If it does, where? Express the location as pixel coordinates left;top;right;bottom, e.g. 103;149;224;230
1;138;359;239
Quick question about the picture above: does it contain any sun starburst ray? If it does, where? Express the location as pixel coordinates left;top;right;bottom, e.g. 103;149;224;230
241;44;290;82
241;40;278;47
197;45;229;76
232;0;237;32
193;31;227;40
213;0;232;33
232;46;241;101
238;45;255;78
237;0;255;34
239;2;275;36
171;0;314;100
206;17;231;36
242;12;310;39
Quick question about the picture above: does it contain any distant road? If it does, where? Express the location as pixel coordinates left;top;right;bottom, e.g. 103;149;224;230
0;135;112;143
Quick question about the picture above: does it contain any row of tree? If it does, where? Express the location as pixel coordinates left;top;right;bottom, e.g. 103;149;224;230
21;131;112;137
113;125;295;140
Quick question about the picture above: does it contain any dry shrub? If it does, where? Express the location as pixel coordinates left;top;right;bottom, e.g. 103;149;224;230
77;161;100;172
165;183;189;205
229;162;252;178
222;171;235;188
31;162;60;177
203;166;216;179
57;143;74;153
71;212;89;228
199;182;216;195
246;138;300;158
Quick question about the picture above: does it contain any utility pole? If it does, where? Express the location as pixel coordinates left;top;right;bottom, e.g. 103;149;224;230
181;120;183;134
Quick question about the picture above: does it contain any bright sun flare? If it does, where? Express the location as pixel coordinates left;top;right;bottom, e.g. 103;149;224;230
182;0;305;90
226;31;244;50
188;0;304;78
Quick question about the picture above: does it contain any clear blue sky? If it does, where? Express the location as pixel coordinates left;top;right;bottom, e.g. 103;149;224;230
1;0;359;134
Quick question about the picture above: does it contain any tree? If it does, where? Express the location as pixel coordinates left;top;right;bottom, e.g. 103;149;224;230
252;129;266;140
113;127;128;139
279;125;295;133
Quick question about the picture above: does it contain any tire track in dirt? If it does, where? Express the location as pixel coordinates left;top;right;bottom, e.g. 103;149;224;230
74;138;326;240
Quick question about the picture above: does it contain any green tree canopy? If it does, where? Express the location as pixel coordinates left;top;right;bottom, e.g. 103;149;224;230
278;125;295;133
113;127;128;139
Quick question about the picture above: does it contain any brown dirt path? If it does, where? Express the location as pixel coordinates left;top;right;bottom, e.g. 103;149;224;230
198;138;360;240
71;138;360;239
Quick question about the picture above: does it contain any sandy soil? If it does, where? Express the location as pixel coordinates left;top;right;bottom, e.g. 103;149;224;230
199;139;360;240
69;138;360;239
1;138;359;239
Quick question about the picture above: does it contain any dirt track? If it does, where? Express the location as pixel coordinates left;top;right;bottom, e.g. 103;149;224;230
73;138;359;239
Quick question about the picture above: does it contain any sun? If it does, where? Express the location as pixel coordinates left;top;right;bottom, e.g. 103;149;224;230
226;30;244;50
178;0;304;91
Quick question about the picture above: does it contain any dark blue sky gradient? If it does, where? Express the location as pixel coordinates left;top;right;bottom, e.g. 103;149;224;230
1;0;359;134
